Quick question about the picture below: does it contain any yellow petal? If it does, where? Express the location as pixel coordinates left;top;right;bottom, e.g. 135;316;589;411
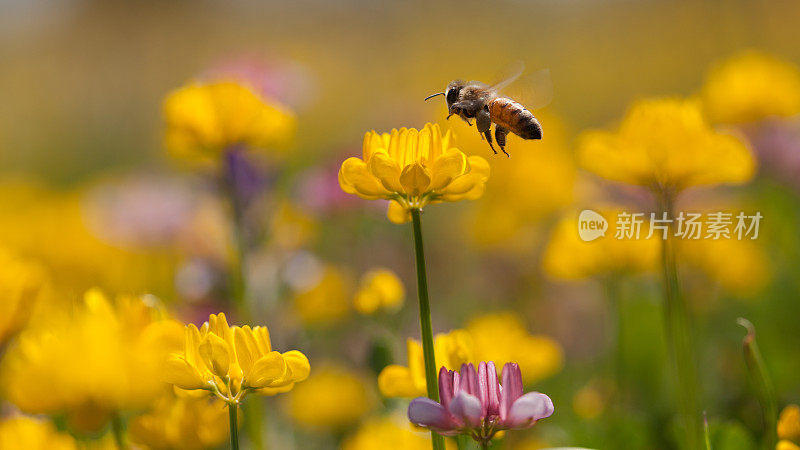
185;324;204;368
368;151;403;192
282;350;311;383
399;163;431;196
165;356;206;390
467;155;490;179
248;352;288;388
234;326;257;376
252;326;272;354
437;173;484;197
377;365;421;398
340;157;391;199
199;333;231;378
363;131;386;161
430;150;467;191
387;200;411;224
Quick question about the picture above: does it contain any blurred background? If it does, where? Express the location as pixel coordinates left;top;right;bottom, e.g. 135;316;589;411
1;0;800;449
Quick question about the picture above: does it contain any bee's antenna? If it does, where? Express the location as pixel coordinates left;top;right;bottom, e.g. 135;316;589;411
424;92;445;101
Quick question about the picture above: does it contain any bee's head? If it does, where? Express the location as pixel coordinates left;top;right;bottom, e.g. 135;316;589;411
444;80;465;109
424;80;464;107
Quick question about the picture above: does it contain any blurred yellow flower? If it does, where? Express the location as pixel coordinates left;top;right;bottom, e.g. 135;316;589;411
778;404;800;447
456;113;576;252
572;384;606;420
163;80;295;162
165;312;310;403
542;210;660;280
577;98;755;192
342;415;455;450
270;202;319;250
287;364;373;430
702;50;800;124
0;249;45;347
0;416;78;450
378;330;473;398
466;312;563;385
339;123;490;223
353;268;405;315
0;180;178;297
292;266;353;325
129;393;229;450
778;442;800;450
679;237;770;296
1;289;184;434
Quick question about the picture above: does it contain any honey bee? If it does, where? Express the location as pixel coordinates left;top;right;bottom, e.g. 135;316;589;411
425;64;547;157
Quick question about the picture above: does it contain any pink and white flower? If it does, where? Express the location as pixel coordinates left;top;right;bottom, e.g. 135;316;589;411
408;362;554;444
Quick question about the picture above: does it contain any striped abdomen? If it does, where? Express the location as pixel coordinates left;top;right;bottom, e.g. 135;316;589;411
488;97;542;140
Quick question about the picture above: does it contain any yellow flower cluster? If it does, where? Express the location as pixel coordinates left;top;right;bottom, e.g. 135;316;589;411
129;393;230;450
1;289;183;434
378;330;473;398
287;364;373;430
542;210;660;280
0;180;178;296
353;268;405;315
779;405;800;450
165;312;310;403
0;416;79;450
465;312;563;385
342;415;455;450
702;50;800;124
163;81;296;162
0;249;45;347
578;98;755;192
339;123;490;223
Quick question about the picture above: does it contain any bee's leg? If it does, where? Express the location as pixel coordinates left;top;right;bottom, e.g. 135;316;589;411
476;107;496;154
495;126;510;157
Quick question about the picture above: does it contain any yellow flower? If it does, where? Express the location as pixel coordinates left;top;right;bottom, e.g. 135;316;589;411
679;237;770;296
270;202;319;250
339;123;490;223
287;364;373;430
0;180;179;297
0;416;78;450
164;312;310;404
378;330;473;398
577;98;755;192
542;210;660;280
342;415;455;450
778;441;800;450
163;81;295;162
129;392;229;450
466;312;563;385
1;289;184;434
353;268;405;315
702;50;800;124
572;384;606;420
0;248;45;347
292;266;353;326
778;405;800;444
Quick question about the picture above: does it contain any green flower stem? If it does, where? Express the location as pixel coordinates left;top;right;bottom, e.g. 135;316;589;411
111;413;127;450
738;318;777;450
410;209;445;450
658;192;701;450
229;402;240;450
605;277;625;394
222;155;264;449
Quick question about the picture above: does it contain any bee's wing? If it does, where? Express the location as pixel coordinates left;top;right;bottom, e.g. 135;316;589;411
487;60;525;93
503;68;553;110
